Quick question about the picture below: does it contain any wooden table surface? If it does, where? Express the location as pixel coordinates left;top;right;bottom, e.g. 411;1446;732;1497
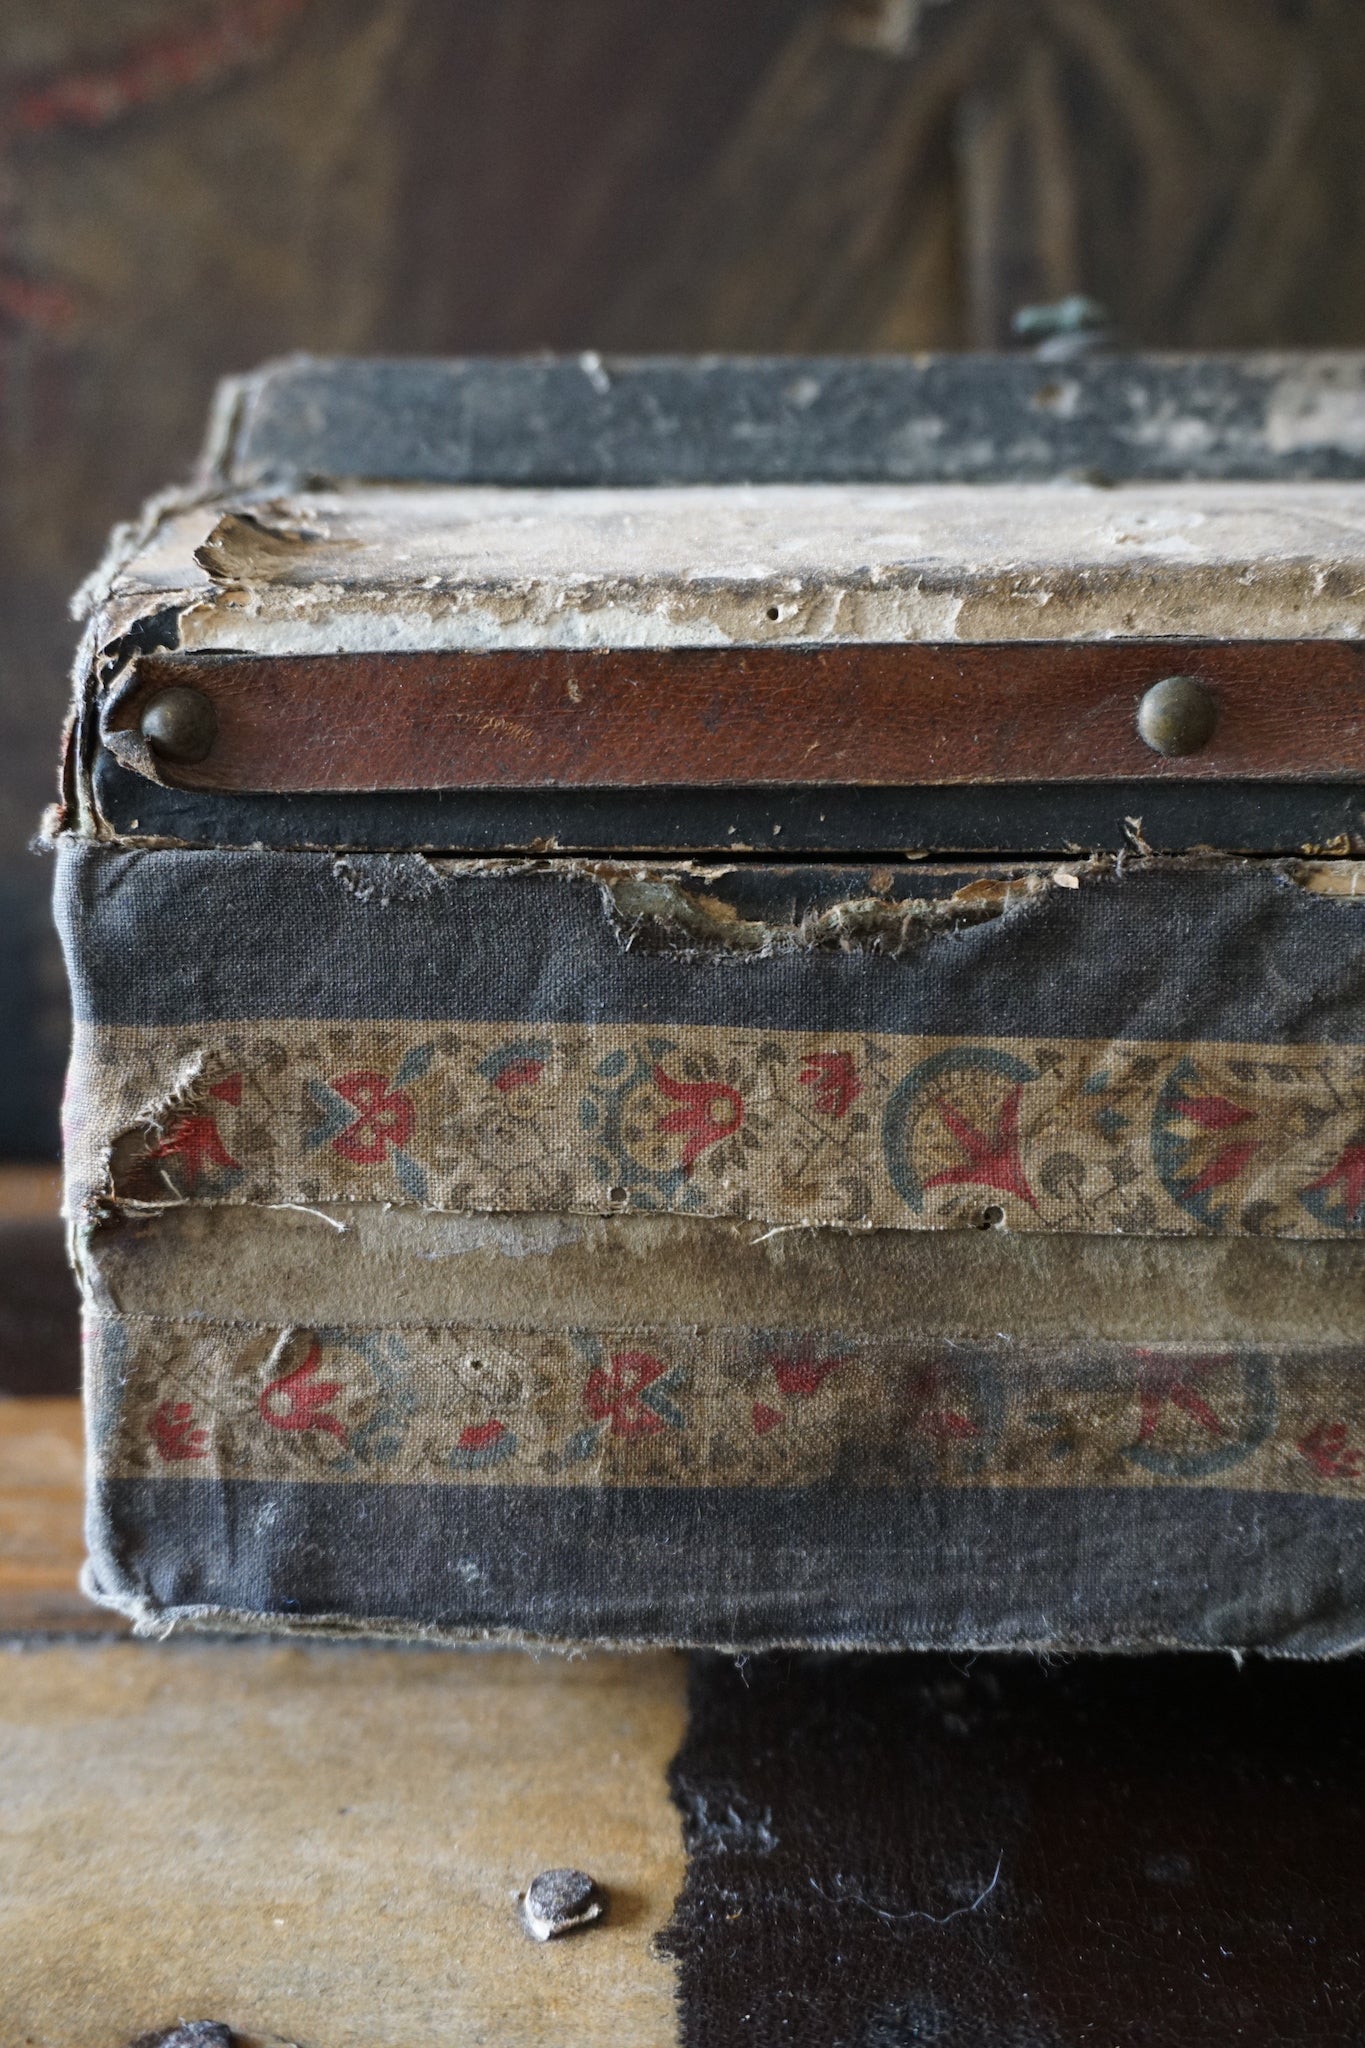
0;1402;687;2048
0;1173;685;2048
0;1383;688;2048
8;1171;1365;2047
0;1635;686;2048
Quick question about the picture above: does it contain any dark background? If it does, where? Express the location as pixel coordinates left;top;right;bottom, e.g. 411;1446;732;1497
5;0;1365;1156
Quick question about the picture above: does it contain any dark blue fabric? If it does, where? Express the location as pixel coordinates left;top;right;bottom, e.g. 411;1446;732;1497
56;843;1365;1044
92;1475;1365;1655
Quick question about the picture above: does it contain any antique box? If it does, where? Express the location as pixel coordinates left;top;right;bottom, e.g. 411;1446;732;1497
55;355;1365;1650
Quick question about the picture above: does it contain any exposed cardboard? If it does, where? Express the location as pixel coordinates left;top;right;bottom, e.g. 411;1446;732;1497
82;480;1365;663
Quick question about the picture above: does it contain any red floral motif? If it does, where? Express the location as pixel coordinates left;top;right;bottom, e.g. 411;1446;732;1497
260;1340;347;1442
1298;1421;1363;1481
770;1352;845;1399
653;1066;744;1172
921;1410;982;1440
913;1363;982;1441
328;1071;415;1164
146;1106;240;1187
752;1402;784;1435
492;1058;545;1094
1134;1354;1225;1442
457;1419;508;1453
1303;1141;1365;1227
584;1350;668;1437
208;1073;243;1106
148;1400;208;1461
923;1083;1037;1209
800;1051;862;1118
1167;1090;1259;1197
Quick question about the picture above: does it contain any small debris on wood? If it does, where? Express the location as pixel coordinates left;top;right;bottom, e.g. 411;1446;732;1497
126;2025;234;2048
125;2028;297;2048
523;1866;606;1941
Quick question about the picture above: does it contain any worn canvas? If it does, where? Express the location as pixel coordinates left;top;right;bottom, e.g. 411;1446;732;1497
54;356;1365;1652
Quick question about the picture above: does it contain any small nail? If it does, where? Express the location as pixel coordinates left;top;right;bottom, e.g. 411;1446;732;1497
523;1867;606;1941
139;685;217;764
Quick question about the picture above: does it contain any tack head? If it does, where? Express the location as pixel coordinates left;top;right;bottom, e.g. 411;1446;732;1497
139;685;217;764
522;1867;605;1941
1136;675;1217;758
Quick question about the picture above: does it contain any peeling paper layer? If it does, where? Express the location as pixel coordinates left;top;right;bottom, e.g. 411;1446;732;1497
86;481;1365;655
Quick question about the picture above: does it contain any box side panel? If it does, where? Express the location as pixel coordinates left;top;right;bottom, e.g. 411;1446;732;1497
57;843;1365;1648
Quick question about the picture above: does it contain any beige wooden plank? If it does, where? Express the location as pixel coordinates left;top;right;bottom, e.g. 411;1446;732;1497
0;1397;116;1633
0;1639;686;2047
0;1166;62;1222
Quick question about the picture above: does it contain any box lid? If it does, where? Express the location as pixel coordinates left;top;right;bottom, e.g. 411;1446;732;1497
65;355;1365;855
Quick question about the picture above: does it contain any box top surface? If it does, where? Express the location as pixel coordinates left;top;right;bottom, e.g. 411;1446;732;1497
94;478;1365;652
208;353;1365;490
63;357;1365;855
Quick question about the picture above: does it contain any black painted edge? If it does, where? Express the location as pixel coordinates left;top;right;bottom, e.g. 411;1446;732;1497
211;353;1365;487
89;754;1365;857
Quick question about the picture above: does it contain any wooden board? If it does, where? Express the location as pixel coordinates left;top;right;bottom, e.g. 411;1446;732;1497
0;1167;61;1221
0;1399;106;1631
0;1371;684;2043
0;1189;80;1399
0;1639;686;2048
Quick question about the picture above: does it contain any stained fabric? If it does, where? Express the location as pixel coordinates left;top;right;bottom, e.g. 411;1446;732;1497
92;1317;1365;1498
57;842;1365;1649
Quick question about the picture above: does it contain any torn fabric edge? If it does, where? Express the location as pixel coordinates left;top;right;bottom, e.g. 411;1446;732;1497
57;846;1365;1241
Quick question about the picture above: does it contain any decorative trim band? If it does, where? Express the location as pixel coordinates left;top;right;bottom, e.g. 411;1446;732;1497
78;1020;1365;1237
93;1314;1365;1497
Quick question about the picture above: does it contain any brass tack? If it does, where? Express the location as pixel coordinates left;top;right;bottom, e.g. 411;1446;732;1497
1136;675;1217;758
139;685;217;764
139;684;217;765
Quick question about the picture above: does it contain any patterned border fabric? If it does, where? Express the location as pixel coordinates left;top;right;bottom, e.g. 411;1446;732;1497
97;1316;1365;1499
76;1020;1365;1238
59;848;1365;1239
